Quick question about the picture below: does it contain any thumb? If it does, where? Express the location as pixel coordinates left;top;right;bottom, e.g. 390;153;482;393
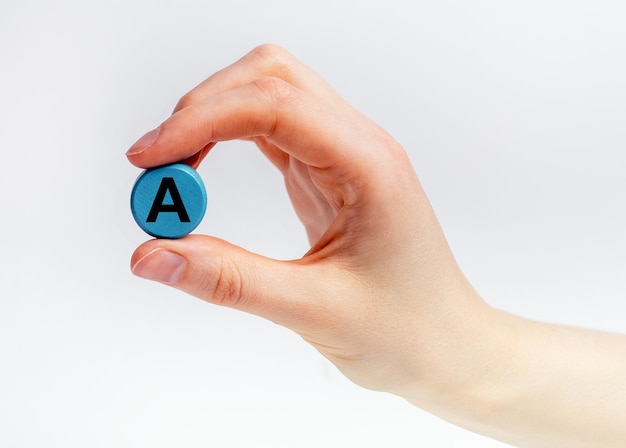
130;235;322;329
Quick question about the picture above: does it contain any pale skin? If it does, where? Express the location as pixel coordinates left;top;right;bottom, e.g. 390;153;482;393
127;44;626;447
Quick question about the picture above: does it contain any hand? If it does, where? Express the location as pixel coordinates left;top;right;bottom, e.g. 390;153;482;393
126;45;502;395
127;45;626;448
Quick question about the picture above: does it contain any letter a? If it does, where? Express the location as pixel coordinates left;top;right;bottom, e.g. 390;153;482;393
146;177;191;222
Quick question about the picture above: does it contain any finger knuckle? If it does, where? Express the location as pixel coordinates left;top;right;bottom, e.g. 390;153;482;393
252;76;300;106
174;92;200;112
247;44;295;78
203;258;246;309
249;43;289;63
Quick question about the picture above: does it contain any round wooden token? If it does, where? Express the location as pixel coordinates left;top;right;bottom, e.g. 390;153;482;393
131;163;207;239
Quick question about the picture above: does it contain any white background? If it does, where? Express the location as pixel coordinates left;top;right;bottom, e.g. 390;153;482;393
1;1;625;446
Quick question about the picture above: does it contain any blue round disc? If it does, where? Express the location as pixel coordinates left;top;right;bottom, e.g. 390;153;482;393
131;163;207;239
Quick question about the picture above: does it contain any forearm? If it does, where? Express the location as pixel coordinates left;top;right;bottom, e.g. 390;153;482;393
404;306;626;448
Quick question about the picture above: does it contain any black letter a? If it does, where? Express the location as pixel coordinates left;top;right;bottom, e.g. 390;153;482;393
146;177;191;222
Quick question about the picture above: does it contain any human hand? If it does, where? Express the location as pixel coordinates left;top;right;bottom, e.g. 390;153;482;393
127;45;626;448
126;44;505;400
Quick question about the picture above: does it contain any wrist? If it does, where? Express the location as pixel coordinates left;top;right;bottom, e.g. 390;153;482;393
390;297;524;423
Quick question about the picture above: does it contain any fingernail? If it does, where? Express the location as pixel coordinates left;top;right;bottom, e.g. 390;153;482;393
126;127;160;156
132;249;186;284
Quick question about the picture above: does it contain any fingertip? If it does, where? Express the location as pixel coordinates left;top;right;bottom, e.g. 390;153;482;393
131;238;162;270
130;238;197;285
126;117;214;169
130;235;207;272
126;127;160;157
131;247;187;285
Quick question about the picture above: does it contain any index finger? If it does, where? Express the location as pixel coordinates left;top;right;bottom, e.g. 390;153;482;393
126;76;375;172
172;44;345;115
